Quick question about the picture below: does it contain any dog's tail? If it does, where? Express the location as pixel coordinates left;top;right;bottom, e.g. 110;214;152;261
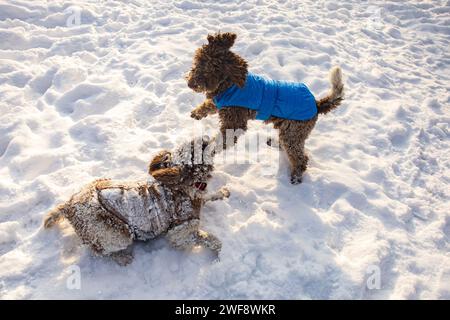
43;203;67;229
316;66;344;115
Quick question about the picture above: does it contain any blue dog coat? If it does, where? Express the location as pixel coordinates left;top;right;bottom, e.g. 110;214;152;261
213;73;317;121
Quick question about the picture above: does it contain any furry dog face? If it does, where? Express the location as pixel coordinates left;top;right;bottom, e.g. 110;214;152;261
186;32;248;95
149;137;215;189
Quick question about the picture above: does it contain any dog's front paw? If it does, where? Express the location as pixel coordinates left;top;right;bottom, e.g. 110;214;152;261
191;108;206;120
220;187;230;198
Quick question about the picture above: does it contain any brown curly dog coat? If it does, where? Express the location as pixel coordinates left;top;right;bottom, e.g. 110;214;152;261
186;32;344;184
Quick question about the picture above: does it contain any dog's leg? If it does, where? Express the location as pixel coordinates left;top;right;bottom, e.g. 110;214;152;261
278;119;316;184
191;99;217;120
218;107;253;149
109;246;134;266
166;219;221;253
281;140;307;184
196;229;222;253
166;220;200;250
203;187;230;203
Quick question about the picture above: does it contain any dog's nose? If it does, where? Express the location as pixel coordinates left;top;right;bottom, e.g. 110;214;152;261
187;78;197;89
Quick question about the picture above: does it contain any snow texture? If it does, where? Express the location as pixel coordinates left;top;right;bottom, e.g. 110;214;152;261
0;0;449;299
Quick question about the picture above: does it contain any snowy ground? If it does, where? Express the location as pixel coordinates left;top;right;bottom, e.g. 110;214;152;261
0;0;449;299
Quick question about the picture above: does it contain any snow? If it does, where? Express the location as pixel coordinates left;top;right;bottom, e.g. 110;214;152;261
0;0;449;299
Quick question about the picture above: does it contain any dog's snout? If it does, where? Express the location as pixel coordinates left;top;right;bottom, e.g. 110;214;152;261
187;77;199;90
187;79;196;89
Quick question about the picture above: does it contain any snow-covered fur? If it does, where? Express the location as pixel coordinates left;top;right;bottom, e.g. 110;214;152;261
43;137;228;266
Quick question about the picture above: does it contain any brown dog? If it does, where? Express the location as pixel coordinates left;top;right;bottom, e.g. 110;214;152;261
43;137;228;265
186;32;344;184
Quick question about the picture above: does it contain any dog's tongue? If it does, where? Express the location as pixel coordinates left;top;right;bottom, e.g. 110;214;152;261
194;182;207;191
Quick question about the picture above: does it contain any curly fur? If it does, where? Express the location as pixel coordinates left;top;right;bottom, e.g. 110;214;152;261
43;137;228;265
187;32;344;184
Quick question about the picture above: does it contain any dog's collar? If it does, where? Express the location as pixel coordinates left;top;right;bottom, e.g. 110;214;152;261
193;182;207;191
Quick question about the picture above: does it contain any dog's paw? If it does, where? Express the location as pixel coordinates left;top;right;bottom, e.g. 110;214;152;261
220;187;230;198
110;251;134;266
290;175;303;185
190;109;205;120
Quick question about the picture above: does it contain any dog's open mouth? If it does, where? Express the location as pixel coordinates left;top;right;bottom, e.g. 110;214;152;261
193;182;207;191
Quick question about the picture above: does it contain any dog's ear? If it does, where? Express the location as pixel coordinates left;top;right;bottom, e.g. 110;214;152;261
225;54;248;88
148;151;181;185
151;167;182;185
217;32;237;49
207;34;215;44
207;32;237;49
148;151;170;173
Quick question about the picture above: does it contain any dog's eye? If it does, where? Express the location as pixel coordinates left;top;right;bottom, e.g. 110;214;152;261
150;153;173;171
161;154;173;167
150;163;163;171
152;161;172;170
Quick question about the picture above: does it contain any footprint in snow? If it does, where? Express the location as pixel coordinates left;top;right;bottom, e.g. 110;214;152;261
54;83;121;120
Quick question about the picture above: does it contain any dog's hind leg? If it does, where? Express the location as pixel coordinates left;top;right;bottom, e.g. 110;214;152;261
78;207;134;264
281;138;308;184
278;119;316;184
109;246;134;266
